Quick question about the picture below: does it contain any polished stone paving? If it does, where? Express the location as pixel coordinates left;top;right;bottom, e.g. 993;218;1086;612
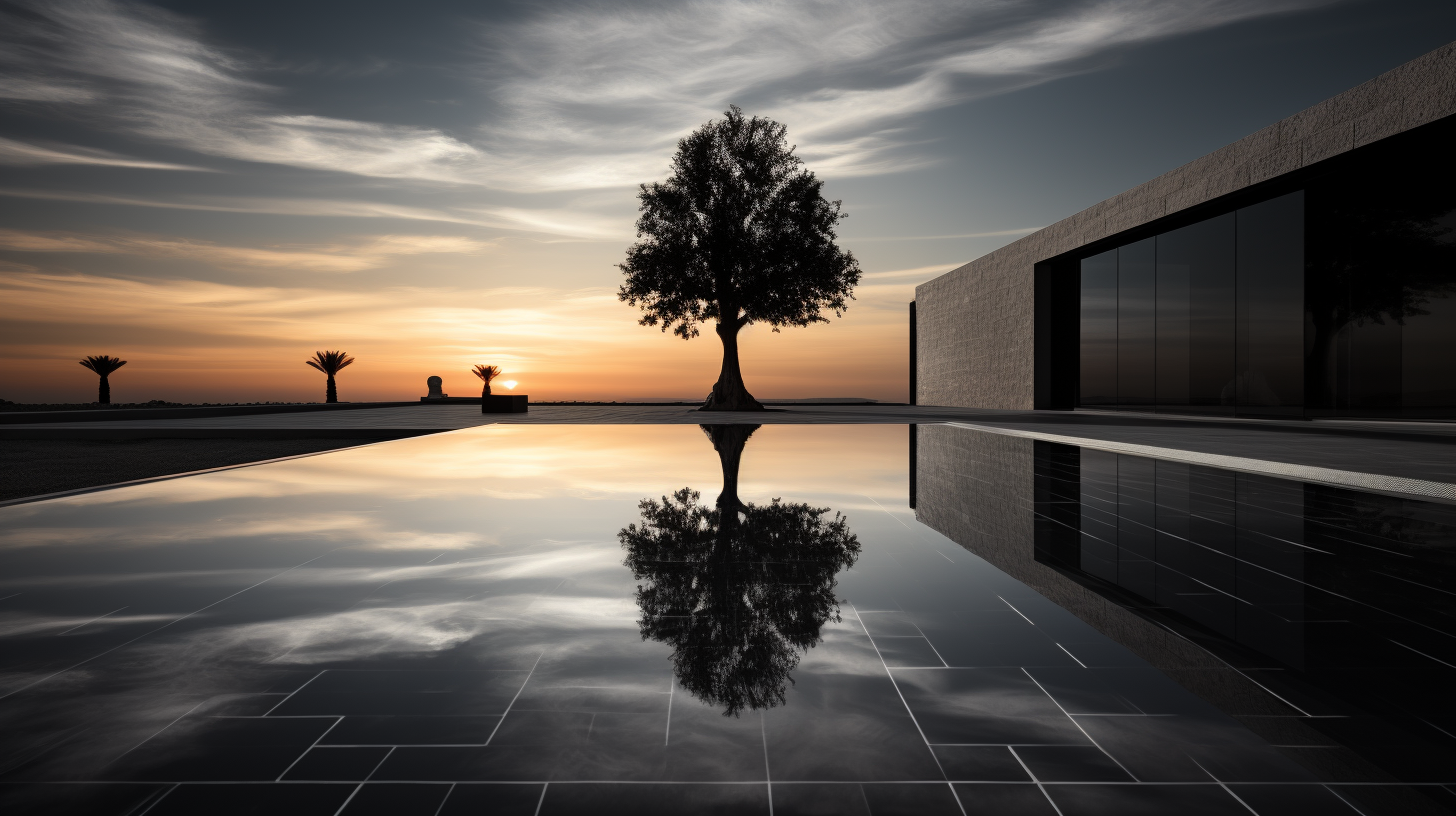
0;425;1451;814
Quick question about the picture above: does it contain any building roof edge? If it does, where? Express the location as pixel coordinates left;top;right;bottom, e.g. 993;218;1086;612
916;40;1456;299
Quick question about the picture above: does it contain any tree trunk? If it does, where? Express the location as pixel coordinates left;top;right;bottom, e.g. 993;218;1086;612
482;382;491;397
702;424;758;512
98;375;110;405
1305;313;1342;411
701;320;764;411
326;374;337;403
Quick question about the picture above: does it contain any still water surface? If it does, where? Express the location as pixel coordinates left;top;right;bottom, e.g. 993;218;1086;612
0;424;1450;815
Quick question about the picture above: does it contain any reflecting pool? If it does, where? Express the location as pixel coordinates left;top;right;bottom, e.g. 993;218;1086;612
0;424;1451;815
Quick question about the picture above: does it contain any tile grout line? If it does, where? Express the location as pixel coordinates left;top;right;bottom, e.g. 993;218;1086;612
1149;537;1456;645
1418;717;1456;742
848;602;967;816
906;620;951;668
330;746;397;816
333;783;365;816
664;676;674;746
276;716;344;781
265;671;328;716
760;712;774;816
1020;669;1140;783
46;779;1456;787
1323;784;1371;815
432;783;456;816
0;550;338;702
1139;618;1313;717
533;783;549;816
862;492;966;563
1007;746;1065;816
105;700;209;769
485;652;545;746
1188;756;1259;815
1389;639;1456;670
997;596;1036;625
133;783;178;816
365;746;395;781
1054;643;1088;668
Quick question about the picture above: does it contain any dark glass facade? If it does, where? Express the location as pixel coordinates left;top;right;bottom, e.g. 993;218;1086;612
1074;115;1456;419
1078;193;1305;418
1032;439;1456;792
1305;121;1456;418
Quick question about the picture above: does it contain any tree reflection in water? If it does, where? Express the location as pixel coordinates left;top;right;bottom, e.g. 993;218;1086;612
618;425;860;716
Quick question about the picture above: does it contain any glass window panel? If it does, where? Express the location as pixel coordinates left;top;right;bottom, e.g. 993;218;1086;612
1117;238;1156;410
1305;162;1443;416
1305;116;1456;418
1404;290;1456;412
1303;182;1344;413
1154;237;1189;411
1157;216;1236;413
1348;319;1403;412
1399;179;1456;415
1079;250;1118;407
1236;192;1305;416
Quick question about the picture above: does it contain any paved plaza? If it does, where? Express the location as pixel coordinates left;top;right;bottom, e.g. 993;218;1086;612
4;404;1453;504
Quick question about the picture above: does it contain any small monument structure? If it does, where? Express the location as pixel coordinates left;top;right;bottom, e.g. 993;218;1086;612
424;376;447;400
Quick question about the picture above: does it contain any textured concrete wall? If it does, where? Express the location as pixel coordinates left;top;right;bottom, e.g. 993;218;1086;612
915;41;1456;409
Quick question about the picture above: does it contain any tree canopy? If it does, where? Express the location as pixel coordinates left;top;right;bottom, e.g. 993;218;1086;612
618;106;861;410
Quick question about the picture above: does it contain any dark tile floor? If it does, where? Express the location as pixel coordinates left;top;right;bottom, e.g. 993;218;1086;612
0;425;1449;814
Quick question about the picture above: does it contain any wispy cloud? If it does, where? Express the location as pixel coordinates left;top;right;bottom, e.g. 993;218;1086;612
0;137;209;170
860;263;962;280
0;188;630;240
0;270;623;349
474;0;1337;188
0;76;96;102
0;229;493;272
0;0;486;183
853;227;1046;242
1;0;1337;195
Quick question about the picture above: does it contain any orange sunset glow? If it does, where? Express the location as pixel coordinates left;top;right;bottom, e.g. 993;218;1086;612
0;263;928;403
5;0;1447;406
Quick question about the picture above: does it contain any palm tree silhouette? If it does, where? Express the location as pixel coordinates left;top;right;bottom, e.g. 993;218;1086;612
306;350;354;403
78;355;127;404
619;425;860;715
472;364;501;397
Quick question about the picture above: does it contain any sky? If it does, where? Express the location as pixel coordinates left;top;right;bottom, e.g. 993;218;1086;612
2;0;1454;404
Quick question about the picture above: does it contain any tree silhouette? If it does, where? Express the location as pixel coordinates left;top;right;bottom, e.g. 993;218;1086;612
618;106;862;411
305;350;354;404
619;424;860;715
472;364;501;397
78;355;126;404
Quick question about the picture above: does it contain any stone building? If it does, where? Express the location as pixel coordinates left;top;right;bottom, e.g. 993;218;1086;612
913;42;1456;420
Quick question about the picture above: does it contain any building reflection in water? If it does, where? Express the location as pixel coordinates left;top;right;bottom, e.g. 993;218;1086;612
619;425;860;716
914;424;1456;809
